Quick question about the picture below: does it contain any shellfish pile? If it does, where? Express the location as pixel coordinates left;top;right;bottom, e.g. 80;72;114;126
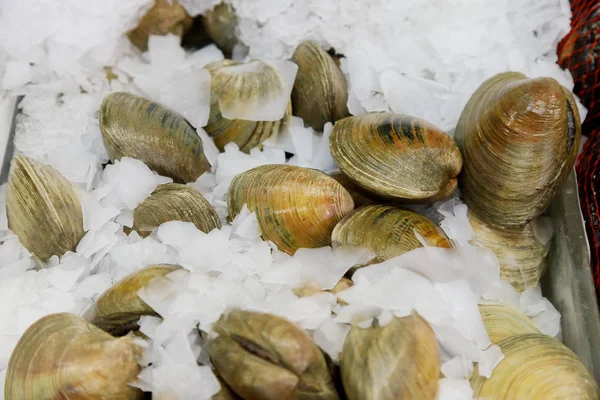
0;1;597;400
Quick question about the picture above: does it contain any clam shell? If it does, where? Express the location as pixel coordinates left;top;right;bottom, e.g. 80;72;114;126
100;92;210;183
228;164;354;254
468;210;550;291
202;2;238;55
291;40;349;131
455;72;581;228
84;265;182;336
470;334;599;399
6;155;85;263
205;60;293;152
5;313;142;400
331;205;452;268
128;0;193;51
340;314;440;400
329;170;379;208
330;113;463;202
205;309;339;400
479;304;539;344
127;183;221;237
293;277;354;305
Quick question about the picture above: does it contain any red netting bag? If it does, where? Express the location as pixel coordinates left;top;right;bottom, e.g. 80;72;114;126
558;0;600;135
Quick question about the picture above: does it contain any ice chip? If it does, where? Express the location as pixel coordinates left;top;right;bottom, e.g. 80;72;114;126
148;34;186;68
1;60;32;90
158;69;211;129
436;378;474;400
441;356;474;380
478;345;505;378
312;317;351;363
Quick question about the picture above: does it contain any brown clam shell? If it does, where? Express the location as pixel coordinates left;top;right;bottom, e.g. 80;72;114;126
340;314;440;400
329;171;379;208
329;113;462;202
128;0;193;51
6;155;85;263
202;2;239;56
99;92;210;183
227;164;354;255
127;183;221;237
470;334;599;399
455;72;581;228
5;313;142;400
291;40;349;132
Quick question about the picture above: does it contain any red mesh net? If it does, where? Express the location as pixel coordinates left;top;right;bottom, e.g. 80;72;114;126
558;0;600;135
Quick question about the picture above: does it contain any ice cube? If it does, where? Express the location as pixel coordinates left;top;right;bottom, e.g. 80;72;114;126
478;345;505;378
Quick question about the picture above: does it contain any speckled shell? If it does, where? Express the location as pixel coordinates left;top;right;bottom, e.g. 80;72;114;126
205;309;339;400
205;60;292;152
5;313;142;400
128;183;221;237
99;92;210;183
329;170;379;208
340;314;440;400
468;210;550;292
6;155;85;263
202;2;238;55
128;0;193;51
291;41;349;131
228;164;354;255
455;72;581;228
470;334;599;399
331;205;452;267
84;265;182;336
478;304;539;344
330;113;463;202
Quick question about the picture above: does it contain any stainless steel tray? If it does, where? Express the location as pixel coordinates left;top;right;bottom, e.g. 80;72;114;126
2;96;599;380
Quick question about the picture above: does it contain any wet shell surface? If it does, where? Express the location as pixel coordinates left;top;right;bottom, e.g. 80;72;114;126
331;205;452;267
470;334;599;399
228;164;354;254
205;309;339;400
455;72;581;228
291;40;349;131
340;314;440;400
329;170;379;208
202;2;239;55
205;59;294;152
469;210;550;291
330;113;463;202
478;303;540;344
84;265;182;336
6;155;85;263
127;183;221;237
99;92;210;183
5;313;142;400
128;0;193;51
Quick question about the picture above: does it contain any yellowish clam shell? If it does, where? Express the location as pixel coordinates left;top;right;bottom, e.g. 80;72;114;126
6;155;85;263
128;0;193;51
99;92;210;183
469;210;550;291
455;72;581;228
5;313;142;400
478;303;539;344
228;164;354;254
128;183;221;237
340;314;440;400
330;113;463;202
470;334;599;399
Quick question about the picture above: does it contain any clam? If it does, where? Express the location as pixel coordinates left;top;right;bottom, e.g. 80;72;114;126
455;72;581;228
331;205;452;269
5;313;142;399
128;0;193;51
204;59;295;152
213;377;241;400
468;210;550;291
329;171;379;208
205;309;339;400
470;334;599;399
291;40;349;131
202;2;238;56
127;183;221;237
330;113;463;202
99;92;210;183
293;277;354;304
228;164;354;254
84;265;182;336
6;155;85;263
478;303;539;344
340;314;440;400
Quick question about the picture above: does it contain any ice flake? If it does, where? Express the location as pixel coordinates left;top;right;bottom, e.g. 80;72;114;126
436;378;474;400
312;317;351;363
478;345;505;378
441;356;474;380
